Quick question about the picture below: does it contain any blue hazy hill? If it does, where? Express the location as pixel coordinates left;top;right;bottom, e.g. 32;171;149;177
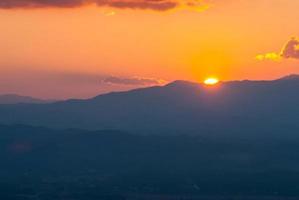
1;124;299;197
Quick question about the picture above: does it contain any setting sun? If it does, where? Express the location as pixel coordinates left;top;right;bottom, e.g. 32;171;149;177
204;78;219;85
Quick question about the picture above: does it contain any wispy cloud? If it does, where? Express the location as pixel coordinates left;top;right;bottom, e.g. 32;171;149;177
104;10;116;16
256;52;281;61
256;37;299;61
0;0;211;11
0;69;165;99
42;71;165;87
101;76;165;86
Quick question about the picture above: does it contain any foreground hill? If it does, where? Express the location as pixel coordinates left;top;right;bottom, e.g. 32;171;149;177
0;75;299;134
0;94;54;104
1;124;299;198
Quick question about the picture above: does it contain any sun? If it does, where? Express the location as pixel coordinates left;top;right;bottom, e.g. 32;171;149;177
204;77;219;85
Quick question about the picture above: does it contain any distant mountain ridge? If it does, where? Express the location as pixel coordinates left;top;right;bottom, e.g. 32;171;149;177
277;74;299;81
0;75;299;134
0;94;54;104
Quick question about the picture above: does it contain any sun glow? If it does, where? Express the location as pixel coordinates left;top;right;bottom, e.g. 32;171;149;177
204;78;219;85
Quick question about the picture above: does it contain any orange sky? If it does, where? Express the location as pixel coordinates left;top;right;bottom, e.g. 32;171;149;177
1;0;299;99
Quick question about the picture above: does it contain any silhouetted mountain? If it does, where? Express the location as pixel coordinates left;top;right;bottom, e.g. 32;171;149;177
2;76;299;198
0;94;54;104
1;124;299;198
0;75;299;135
277;74;299;81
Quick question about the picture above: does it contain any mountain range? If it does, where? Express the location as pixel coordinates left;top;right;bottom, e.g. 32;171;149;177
0;75;299;135
0;94;54;104
2;75;299;198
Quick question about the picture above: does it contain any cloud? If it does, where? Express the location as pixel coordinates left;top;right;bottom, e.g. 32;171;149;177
47;72;165;86
0;0;85;8
0;69;165;99
101;76;165;86
256;52;281;61
0;0;211;11
104;10;116;16
96;0;178;11
281;37;299;59
256;37;299;61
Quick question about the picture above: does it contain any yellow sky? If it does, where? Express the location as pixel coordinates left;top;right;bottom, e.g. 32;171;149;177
1;0;299;98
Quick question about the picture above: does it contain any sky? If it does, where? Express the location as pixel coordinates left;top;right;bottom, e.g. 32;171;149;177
1;0;299;99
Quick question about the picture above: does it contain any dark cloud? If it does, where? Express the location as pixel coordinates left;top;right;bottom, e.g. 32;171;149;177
96;0;178;11
281;37;299;59
0;0;213;11
0;0;179;10
102;76;164;85
0;0;85;8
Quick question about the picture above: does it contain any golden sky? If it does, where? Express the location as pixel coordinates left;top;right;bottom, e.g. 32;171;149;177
1;0;299;98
